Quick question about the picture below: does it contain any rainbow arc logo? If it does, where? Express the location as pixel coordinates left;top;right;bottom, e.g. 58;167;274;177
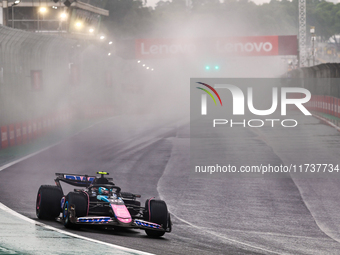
196;82;223;106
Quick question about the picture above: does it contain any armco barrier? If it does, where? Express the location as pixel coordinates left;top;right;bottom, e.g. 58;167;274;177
305;95;340;116
22;123;27;144
1;126;8;149
37;119;42;137
15;123;22;145
32;121;37;140
290;94;339;118
27;122;32;142
8;124;15;147
0;105;115;150
42;118;47;134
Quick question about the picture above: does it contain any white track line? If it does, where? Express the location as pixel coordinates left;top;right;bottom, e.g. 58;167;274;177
0;117;112;172
0;116;154;255
0;203;153;255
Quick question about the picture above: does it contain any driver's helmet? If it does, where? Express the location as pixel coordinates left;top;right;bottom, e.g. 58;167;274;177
98;187;109;195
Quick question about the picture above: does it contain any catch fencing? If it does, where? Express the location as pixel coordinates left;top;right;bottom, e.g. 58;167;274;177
288;63;340;126
288;63;340;97
0;25;120;149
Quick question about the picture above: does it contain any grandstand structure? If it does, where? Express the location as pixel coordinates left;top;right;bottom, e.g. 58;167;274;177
0;0;108;35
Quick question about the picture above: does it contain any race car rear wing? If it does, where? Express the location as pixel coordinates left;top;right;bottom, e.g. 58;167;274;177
55;173;96;187
54;173;111;187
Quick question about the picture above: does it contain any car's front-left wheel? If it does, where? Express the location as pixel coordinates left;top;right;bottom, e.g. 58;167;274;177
63;192;88;229
144;199;169;237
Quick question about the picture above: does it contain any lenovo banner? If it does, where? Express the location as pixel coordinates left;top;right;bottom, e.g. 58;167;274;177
135;35;297;59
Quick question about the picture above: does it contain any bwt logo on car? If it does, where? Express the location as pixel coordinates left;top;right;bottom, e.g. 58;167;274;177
64;175;95;182
196;82;311;128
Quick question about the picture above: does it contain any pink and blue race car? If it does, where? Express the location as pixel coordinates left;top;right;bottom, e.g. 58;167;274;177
36;172;172;237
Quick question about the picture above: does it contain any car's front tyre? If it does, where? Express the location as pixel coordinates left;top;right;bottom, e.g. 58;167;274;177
36;185;63;220
144;199;169;237
63;192;88;229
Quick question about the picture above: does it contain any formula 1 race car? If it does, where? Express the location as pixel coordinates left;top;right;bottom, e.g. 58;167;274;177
36;172;172;237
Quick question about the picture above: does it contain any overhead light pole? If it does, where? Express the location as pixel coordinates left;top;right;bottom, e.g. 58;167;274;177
59;12;67;31
310;26;315;66
11;0;21;28
299;0;306;67
38;7;47;32
2;1;8;26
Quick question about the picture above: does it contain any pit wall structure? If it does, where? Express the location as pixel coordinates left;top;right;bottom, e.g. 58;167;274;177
288;63;340;127
0;25;146;150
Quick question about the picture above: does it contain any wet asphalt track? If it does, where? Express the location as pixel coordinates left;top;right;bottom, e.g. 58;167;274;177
1;114;340;254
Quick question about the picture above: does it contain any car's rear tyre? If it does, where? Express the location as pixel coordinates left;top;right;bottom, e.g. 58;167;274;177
36;185;63;220
63;192;88;229
144;199;168;237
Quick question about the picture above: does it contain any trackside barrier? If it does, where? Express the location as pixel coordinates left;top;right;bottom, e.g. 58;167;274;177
305;95;340;118
287;63;340;126
8;124;15;147
32;121;37;140
288;93;340;127
42;118;47;134
15;123;22;145
290;94;340;115
37;120;41;137
1;126;8;149
305;95;335;113
27;122;32;142
299;95;340;127
22;123;27;144
0;105;116;151
48;116;54;131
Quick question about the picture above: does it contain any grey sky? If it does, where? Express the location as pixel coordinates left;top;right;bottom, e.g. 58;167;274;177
145;0;340;8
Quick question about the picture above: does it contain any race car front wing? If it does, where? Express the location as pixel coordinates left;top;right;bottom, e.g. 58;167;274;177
67;207;170;232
